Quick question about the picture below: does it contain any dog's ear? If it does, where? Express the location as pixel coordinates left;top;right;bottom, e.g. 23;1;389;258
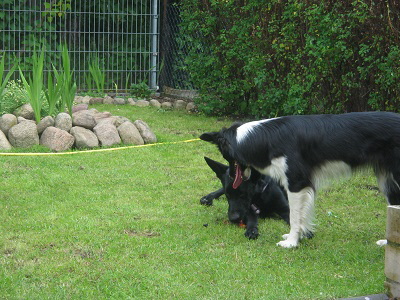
200;131;231;151
200;132;220;144
201;130;235;165
204;157;228;179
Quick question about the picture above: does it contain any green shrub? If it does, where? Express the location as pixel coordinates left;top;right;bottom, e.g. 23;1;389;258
1;80;27;114
131;82;153;99
179;0;400;117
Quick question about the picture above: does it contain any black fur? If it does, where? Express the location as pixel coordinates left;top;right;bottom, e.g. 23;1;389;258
201;157;289;239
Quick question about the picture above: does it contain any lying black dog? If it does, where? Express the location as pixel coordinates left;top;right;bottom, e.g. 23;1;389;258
201;157;290;239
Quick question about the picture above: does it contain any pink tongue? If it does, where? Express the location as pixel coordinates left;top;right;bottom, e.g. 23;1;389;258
232;164;243;189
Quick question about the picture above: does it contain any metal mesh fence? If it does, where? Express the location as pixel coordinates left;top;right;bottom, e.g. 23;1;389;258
159;1;197;98
0;0;159;92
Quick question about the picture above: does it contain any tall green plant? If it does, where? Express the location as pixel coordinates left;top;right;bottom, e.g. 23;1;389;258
89;56;105;95
84;72;93;92
44;68;61;116
0;53;17;112
19;48;45;123
55;44;77;115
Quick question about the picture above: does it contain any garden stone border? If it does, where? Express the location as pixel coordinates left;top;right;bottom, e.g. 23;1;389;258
74;95;197;112
0;103;157;152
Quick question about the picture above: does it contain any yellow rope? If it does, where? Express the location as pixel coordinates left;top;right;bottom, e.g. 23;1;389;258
0;138;201;156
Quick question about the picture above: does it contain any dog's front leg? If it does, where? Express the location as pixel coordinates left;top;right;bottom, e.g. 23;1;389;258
200;188;224;206
244;210;259;239
277;187;315;248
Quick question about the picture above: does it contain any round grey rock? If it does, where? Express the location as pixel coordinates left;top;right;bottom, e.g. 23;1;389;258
8;121;39;148
55;113;72;132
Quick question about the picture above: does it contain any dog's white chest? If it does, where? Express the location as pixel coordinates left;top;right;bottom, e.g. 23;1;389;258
257;156;289;189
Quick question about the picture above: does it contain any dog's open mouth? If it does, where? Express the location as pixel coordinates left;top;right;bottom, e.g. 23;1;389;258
232;162;251;189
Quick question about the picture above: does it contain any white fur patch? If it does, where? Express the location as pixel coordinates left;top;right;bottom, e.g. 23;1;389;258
257;156;288;190
236;118;279;144
311;161;352;190
277;187;315;248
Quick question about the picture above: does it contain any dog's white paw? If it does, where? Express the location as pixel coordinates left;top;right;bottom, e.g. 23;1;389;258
282;234;289;240
277;239;299;248
376;239;387;247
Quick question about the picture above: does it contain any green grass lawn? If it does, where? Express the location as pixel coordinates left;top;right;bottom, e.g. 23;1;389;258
0;105;388;299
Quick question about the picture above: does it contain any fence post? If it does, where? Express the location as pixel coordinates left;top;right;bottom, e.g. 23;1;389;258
385;205;400;298
150;0;159;90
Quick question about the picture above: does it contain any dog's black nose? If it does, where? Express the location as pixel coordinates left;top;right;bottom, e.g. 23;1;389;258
228;212;241;223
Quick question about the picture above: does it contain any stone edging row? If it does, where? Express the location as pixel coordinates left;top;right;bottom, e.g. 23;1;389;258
0;103;157;152
74;95;197;112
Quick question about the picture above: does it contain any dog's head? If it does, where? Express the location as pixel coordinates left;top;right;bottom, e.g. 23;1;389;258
200;126;252;189
224;174;262;224
204;156;261;224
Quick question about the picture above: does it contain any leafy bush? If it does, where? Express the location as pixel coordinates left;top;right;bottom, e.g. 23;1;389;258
1;80;27;115
131;82;153;99
179;0;400;117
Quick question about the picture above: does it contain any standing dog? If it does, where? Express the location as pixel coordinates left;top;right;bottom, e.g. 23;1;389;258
200;157;289;239
200;112;400;248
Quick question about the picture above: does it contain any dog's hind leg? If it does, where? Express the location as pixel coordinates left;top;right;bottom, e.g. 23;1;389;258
375;170;400;246
376;171;400;205
277;187;315;248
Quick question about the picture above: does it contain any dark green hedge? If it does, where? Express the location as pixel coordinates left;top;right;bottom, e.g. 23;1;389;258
179;0;400;117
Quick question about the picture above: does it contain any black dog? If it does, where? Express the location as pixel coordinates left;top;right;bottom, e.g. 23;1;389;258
201;156;289;239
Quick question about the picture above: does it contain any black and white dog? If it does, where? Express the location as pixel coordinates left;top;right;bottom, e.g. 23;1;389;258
200;112;400;248
200;157;289;239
